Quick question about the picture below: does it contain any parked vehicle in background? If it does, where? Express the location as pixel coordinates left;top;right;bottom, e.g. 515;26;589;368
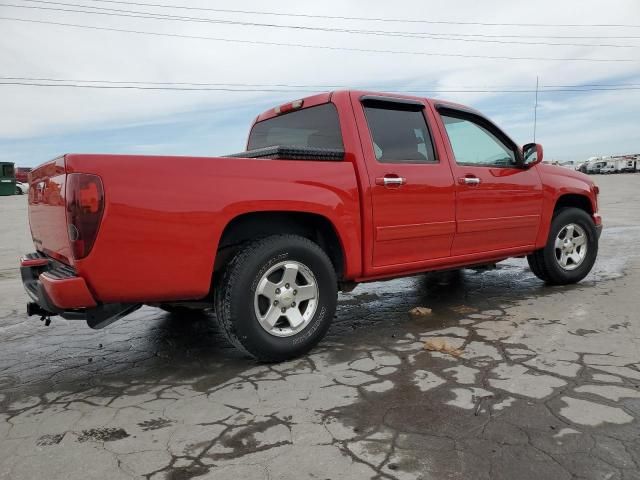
580;155;640;175
0;162;16;196
617;158;637;173
586;161;606;174
15;182;29;195
15;167;32;184
20;91;603;361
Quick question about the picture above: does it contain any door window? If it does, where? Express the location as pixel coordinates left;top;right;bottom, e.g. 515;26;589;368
364;106;436;164
441;115;516;167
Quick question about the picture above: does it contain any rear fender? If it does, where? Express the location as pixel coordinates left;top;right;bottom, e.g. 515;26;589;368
218;199;361;279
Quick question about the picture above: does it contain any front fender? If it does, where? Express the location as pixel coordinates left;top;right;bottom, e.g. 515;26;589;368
534;164;598;248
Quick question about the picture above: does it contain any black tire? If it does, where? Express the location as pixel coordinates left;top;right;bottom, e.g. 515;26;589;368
527;207;598;285
15;187;22;195
214;234;337;362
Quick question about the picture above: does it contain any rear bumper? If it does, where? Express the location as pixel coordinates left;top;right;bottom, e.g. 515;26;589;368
20;252;96;312
20;252;140;329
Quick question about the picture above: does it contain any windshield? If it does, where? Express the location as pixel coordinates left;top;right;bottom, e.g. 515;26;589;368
247;103;343;150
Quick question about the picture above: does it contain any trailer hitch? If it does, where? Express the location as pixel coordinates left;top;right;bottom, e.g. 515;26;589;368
27;301;141;330
27;303;55;326
27;302;56;326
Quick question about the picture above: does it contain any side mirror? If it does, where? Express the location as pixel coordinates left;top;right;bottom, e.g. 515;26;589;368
522;143;543;168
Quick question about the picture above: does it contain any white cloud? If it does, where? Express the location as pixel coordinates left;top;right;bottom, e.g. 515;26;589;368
0;0;639;163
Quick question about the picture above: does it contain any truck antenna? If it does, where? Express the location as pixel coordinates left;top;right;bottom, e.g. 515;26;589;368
533;76;539;143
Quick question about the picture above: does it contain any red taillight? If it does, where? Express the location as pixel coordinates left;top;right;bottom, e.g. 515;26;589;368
66;173;104;260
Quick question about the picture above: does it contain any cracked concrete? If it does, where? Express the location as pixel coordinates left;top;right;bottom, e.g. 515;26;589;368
1;174;640;479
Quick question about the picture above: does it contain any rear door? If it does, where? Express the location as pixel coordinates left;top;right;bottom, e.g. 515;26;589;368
435;107;543;256
350;94;456;271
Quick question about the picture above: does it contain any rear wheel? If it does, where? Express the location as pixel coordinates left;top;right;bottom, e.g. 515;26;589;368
15;186;22;195
527;207;598;285
214;234;337;362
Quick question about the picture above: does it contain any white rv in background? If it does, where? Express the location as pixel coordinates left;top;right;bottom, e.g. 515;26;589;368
611;157;637;173
611;158;625;173
579;154;639;174
586;160;607;174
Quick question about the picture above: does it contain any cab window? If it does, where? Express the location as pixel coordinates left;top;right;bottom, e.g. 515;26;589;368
247;103;343;150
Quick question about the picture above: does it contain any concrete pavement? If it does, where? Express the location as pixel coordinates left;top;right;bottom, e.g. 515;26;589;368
1;174;639;479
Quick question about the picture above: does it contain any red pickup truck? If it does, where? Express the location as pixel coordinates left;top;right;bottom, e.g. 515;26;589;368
21;91;602;361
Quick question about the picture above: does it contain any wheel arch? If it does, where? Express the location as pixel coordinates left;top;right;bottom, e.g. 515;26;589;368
553;193;594;215
535;190;597;249
215;211;347;280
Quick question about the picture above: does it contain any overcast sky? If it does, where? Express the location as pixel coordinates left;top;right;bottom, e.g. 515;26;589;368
1;0;639;167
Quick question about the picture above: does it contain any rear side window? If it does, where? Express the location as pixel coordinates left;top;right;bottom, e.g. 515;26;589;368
247;103;343;150
363;106;436;164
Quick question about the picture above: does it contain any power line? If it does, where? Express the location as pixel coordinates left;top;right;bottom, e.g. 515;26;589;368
73;0;640;29
9;0;640;48
25;0;640;39
0;16;635;63
546;82;640;87
32;0;640;41
2;78;640;93
0;81;320;92
3;76;640;91
0;76;349;89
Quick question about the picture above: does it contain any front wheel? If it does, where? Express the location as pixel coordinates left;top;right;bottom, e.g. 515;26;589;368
527;207;598;285
214;234;337;361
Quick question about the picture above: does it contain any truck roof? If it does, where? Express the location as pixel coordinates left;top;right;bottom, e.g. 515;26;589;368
254;90;479;124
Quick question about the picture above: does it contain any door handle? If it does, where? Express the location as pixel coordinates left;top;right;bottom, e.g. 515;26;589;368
376;176;407;187
458;176;481;186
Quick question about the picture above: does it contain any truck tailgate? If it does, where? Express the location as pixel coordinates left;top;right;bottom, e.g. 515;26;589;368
28;156;72;264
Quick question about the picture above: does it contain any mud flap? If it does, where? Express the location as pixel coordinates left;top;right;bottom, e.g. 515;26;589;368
86;304;141;329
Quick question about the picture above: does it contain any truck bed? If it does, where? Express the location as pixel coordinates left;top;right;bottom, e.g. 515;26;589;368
27;153;361;304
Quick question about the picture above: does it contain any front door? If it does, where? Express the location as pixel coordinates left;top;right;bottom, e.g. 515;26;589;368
351;94;456;271
436;108;543;256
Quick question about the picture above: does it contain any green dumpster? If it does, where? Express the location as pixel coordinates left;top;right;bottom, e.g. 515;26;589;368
0;162;16;196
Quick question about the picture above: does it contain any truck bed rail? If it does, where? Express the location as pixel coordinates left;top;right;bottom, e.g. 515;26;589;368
227;145;345;161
